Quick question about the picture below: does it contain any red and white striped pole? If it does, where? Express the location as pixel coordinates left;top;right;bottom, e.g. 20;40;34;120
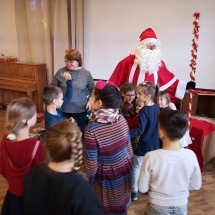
187;12;200;128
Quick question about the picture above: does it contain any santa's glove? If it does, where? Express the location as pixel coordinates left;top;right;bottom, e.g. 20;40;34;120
186;81;196;90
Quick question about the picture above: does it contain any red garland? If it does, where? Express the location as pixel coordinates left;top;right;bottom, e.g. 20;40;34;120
189;12;200;81
193;12;200;19
188;12;200;129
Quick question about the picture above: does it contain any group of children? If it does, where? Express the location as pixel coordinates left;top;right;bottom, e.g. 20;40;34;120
119;82;201;203
0;93;104;214
0;77;202;215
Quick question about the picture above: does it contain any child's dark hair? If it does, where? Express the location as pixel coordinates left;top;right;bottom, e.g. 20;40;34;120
5;98;36;135
119;83;135;95
157;91;170;104
159;109;188;141
42;85;63;105
138;82;159;102
44;120;83;166
94;81;121;108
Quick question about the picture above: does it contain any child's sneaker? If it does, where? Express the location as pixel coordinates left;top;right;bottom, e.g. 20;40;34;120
132;191;138;201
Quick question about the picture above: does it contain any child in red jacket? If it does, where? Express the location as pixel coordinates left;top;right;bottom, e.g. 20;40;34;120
0;98;46;215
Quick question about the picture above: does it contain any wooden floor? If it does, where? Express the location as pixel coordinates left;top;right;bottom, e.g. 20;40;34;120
0;107;215;214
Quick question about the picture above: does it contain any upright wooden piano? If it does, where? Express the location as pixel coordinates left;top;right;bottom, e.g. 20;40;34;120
0;62;47;112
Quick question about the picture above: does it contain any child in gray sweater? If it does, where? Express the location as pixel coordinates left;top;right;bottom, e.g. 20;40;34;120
139;109;202;215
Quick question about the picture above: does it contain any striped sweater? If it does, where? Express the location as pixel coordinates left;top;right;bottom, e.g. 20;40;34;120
84;115;133;215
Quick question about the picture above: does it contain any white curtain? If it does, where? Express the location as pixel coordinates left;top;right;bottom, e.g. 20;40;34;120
69;0;84;60
14;0;84;83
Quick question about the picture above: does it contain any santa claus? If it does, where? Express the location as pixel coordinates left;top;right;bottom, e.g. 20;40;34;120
109;28;187;104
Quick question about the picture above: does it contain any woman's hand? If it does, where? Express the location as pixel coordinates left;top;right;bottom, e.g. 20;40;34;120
86;100;91;111
61;72;72;81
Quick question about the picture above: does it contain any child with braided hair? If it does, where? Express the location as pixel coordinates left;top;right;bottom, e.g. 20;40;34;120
24;120;104;215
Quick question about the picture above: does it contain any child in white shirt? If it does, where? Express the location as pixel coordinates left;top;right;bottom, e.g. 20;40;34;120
139;109;202;215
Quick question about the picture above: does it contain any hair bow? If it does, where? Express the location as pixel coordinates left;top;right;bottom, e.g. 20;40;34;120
96;80;115;90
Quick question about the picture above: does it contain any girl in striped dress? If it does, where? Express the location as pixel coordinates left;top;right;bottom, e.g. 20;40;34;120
84;80;133;215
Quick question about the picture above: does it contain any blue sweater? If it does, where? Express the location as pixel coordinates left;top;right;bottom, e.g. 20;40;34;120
45;80;72;130
130;104;160;156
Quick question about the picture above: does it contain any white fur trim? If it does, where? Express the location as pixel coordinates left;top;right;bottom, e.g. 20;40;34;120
175;80;186;99
168;102;177;110
179;130;192;148
137;72;145;85
129;63;138;83
140;38;160;46
159;77;177;91
153;72;158;84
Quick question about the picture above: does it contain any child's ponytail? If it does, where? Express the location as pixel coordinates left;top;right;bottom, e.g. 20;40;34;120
5;98;36;135
154;84;160;103
139;82;159;102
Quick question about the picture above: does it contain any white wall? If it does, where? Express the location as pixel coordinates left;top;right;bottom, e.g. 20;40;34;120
0;0;19;58
84;0;215;89
1;0;215;89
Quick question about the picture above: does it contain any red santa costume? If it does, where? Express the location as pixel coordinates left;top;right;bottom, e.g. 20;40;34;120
109;28;186;104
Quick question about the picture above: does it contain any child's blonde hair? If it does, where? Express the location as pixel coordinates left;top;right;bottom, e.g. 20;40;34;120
157;91;171;104
138;82;159;102
44;120;83;167
5;98;36;134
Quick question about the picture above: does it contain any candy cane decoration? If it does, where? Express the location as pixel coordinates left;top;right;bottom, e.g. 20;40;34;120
187;12;200;127
187;89;194;128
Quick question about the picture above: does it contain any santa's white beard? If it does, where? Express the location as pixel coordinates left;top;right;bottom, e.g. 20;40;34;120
132;46;162;74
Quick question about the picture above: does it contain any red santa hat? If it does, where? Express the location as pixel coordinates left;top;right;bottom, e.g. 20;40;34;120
138;28;158;45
